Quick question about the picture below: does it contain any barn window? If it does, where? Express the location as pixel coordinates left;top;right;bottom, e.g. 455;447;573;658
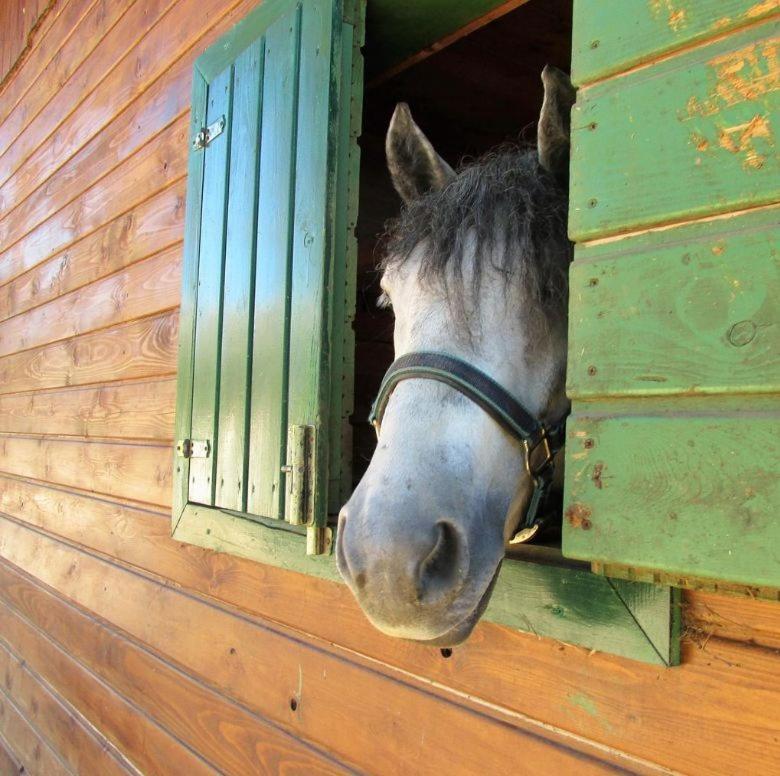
173;0;778;664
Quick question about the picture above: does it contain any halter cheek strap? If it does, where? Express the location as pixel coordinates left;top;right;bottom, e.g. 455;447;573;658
369;352;568;543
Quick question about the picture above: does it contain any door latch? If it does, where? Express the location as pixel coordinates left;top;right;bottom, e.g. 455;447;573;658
192;115;226;150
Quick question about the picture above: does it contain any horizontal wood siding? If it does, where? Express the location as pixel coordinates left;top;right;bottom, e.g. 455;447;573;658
0;0;778;773
564;4;780;591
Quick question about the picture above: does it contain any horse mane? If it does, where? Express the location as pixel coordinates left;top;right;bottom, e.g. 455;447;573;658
380;146;572;320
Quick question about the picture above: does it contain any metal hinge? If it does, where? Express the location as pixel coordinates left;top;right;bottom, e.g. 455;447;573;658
192;115;226;150
280;425;330;556
281;425;315;527
176;439;210;458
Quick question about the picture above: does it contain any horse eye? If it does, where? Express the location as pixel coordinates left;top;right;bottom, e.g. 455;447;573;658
377;292;392;309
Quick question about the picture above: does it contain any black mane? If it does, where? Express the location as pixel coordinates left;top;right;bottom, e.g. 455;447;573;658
381;147;572;318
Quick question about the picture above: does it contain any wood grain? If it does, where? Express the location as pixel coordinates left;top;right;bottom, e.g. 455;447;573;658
0;56;189;250
0;0;54;87
0;311;178;396
0;604;211;776
0;515;648;776
570;19;780;240
0;688;70;776
0;0;176;191
3;476;780;774
572;0;780;86
0;731;23;776
0;0;90;120
0;246;180;358
0;561;352;776
0;378;175;440
0;0;128;163
0;117;186;288
563;400;780;588
568;207;780;397
0;0;255;216
0;640;130;776
0;435;171;507
0;182;185;323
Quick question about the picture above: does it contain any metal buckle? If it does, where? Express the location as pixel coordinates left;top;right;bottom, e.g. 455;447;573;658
523;432;554;477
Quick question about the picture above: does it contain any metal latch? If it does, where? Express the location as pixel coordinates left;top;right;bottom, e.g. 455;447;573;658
192;115;226;150
176;439;210;458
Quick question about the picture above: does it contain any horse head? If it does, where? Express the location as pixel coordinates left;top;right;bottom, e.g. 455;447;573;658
338;66;575;645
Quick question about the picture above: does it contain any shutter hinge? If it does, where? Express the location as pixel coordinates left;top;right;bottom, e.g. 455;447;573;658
176;439;210;458
192;115;226;150
281;425;330;555
281;425;315;527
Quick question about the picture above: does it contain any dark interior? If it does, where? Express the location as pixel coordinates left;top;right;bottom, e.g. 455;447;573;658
352;0;573;486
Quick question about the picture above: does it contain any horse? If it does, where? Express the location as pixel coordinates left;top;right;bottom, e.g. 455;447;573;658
337;66;576;646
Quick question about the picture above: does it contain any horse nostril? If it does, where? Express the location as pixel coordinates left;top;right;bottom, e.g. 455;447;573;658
415;521;465;604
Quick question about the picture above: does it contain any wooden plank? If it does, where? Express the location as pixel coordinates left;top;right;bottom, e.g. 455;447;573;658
0;116;186;288
0;0;252;219
286;0;342;528
569;19;780;240
248;7;302;519
0;606;212;776
189;67;232;507
0;54;189;252
0;246;180;359
0;435;171;507
568;207;780;397
572;0;780;86
0;379;175;440
0;641;130;776
0;516;654;776
0;731;23;776
0;0;128;163
4;478;780;774
0;689;70;776
0;182;185;324
563;398;780;589
0;0;73;108
686;590;780;649
0;311;178;396
0;561;352;776
216;41;263;512
0;0;176;192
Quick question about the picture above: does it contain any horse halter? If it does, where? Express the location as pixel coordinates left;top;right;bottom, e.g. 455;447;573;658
369;352;569;543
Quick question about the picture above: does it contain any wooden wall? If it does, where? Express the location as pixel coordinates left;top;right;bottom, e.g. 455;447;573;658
0;1;778;773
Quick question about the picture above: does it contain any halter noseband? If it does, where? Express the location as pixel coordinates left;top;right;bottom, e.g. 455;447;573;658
369;352;568;544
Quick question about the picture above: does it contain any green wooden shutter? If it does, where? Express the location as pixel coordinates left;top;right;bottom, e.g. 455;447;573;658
563;3;779;597
173;0;364;567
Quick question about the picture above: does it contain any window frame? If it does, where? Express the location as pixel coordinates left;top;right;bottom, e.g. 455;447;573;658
172;0;680;666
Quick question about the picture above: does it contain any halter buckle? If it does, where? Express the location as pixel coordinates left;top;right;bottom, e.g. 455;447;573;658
523;432;554;478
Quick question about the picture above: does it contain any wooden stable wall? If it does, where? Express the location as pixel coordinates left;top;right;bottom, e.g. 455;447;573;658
0;1;778;774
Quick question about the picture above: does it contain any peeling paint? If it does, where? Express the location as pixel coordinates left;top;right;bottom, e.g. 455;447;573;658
709;40;779;107
649;0;689;32
717;114;773;168
745;0;780;19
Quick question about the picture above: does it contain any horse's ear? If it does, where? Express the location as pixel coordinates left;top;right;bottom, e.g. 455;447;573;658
537;65;576;183
386;103;455;204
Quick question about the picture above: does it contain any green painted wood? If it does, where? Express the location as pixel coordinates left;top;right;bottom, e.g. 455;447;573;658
328;13;363;513
568;207;780;398
189;67;233;506
176;503;678;665
569;18;780;241
365;0;519;79
572;0;780;87
562;397;780;590
287;0;344;532
172;73;208;529
216;42;264;513
247;8;302;520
